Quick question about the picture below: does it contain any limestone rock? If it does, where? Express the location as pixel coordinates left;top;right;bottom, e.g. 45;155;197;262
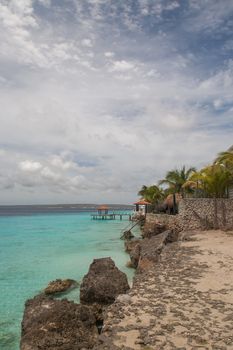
126;230;179;271
129;243;141;268
142;222;167;239
80;257;130;305
20;295;98;350
138;230;175;271
116;294;131;304
44;278;77;295
164;229;180;243
124;239;141;253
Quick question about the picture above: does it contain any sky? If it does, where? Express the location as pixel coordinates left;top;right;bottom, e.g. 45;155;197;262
0;0;233;205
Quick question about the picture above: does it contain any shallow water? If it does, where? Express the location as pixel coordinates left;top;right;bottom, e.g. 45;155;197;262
0;210;136;350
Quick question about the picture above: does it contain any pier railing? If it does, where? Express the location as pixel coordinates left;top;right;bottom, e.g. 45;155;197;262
91;213;132;221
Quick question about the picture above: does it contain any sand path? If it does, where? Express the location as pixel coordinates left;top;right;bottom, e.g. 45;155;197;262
97;230;233;350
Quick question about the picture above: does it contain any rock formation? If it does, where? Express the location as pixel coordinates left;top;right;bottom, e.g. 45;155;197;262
127;230;179;270
124;239;141;253
142;221;167;238
44;278;77;295
129;243;141;269
21;295;98;350
80;257;130;305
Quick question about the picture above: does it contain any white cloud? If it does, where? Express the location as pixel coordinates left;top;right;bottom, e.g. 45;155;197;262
159;114;194;130
146;69;160;78
0;1;47;67
197;61;233;103
37;0;51;6
213;99;223;109
19;160;43;172
109;60;136;72
0;0;232;204
50;43;72;61
50;155;77;171
0;149;6;157
81;38;93;48
14;155;90;194
165;1;180;11
0;1;36;30
40;166;59;180
104;51;115;58
186;0;233;33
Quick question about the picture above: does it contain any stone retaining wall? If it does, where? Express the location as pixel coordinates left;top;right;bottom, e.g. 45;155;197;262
145;198;233;231
145;213;177;230
179;198;233;230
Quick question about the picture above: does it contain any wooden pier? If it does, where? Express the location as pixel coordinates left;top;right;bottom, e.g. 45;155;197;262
91;213;132;221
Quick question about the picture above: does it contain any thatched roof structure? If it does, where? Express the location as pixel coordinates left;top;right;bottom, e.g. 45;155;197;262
134;199;151;205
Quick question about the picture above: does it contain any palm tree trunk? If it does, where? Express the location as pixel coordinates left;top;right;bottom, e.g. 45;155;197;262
173;193;177;214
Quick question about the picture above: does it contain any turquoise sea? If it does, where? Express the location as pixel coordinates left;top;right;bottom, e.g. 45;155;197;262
0;206;136;350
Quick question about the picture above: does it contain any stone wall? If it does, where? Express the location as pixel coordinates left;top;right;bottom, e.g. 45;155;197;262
145;213;177;230
179;198;233;230
145;198;233;232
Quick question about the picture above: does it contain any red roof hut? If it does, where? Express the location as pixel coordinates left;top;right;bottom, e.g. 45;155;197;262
134;199;151;214
97;205;109;215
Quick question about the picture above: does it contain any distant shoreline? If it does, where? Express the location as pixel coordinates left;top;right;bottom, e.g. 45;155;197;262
0;204;133;216
0;203;134;208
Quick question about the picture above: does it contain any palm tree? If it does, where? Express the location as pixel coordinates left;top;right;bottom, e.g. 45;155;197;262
215;146;233;171
138;185;148;198
159;166;196;196
182;170;203;196
138;185;164;204
184;164;232;198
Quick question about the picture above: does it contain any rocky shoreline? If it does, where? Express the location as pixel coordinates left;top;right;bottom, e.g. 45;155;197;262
20;257;130;350
20;222;233;349
96;230;233;349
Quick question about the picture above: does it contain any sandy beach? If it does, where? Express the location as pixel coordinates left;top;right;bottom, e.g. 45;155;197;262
97;230;233;349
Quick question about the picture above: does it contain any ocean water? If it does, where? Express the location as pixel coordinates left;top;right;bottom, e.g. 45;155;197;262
0;207;136;350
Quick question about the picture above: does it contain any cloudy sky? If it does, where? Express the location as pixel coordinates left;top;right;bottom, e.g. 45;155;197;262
0;0;233;204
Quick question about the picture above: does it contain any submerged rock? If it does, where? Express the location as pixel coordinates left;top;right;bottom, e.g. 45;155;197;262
80;257;130;305
120;230;134;240
44;278;78;295
21;295;98;350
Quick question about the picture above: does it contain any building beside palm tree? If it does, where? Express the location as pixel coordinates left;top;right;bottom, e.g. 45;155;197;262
134;199;152;214
137;145;233;223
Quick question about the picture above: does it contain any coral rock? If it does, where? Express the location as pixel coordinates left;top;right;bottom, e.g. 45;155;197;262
80;257;130;305
44;278;77;295
21;295;98;350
